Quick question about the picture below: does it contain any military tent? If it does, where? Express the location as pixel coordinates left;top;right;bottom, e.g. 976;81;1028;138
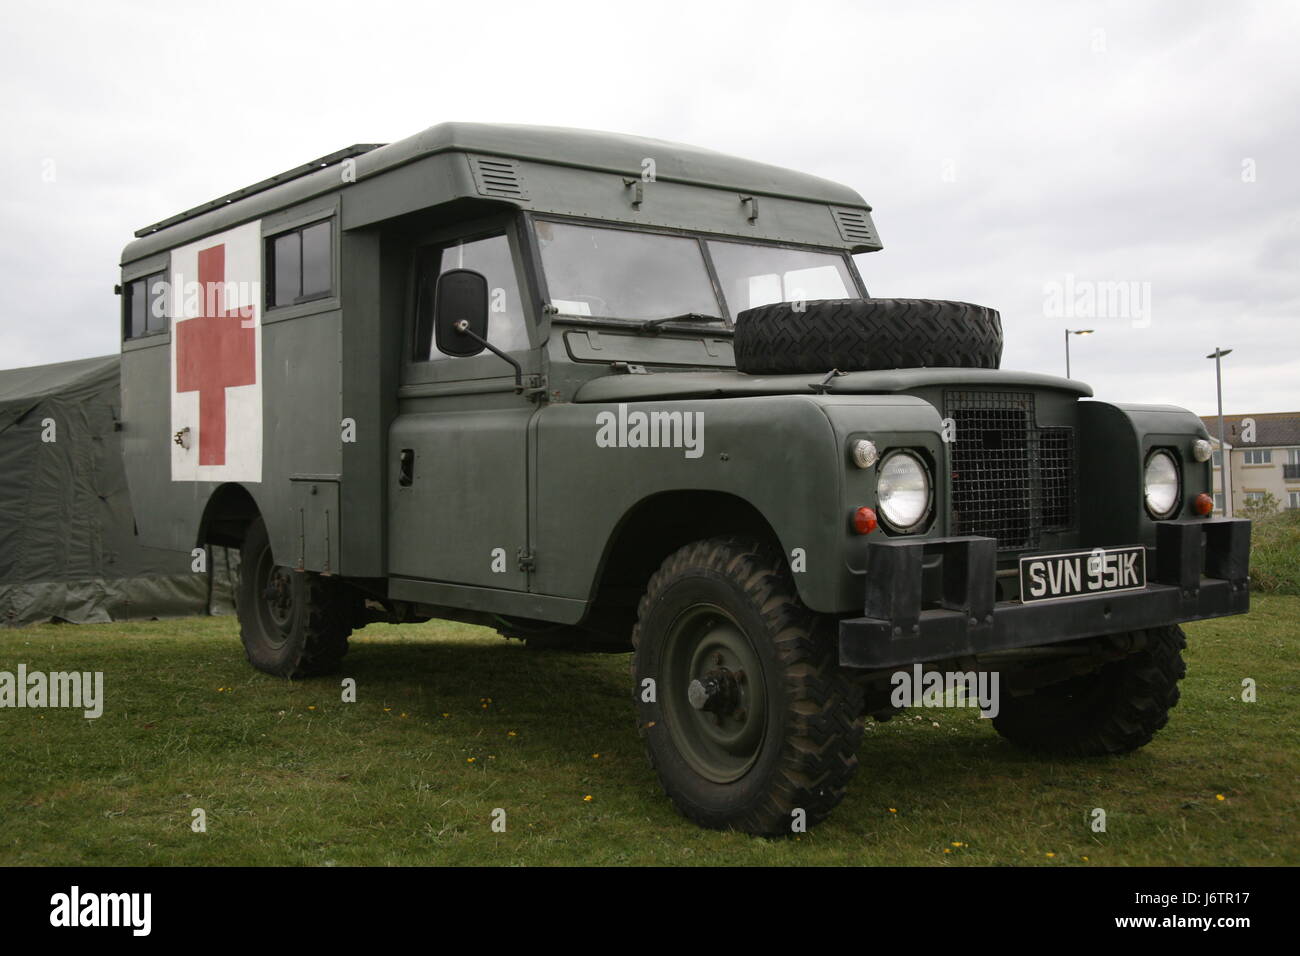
0;354;235;627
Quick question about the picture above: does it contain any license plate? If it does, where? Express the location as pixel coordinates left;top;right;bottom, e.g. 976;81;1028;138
1019;545;1146;603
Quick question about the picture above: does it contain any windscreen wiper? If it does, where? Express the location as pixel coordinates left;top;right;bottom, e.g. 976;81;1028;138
637;313;723;334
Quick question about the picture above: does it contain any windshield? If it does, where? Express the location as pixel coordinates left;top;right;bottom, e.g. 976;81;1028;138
707;239;858;314
536;220;720;321
535;219;861;325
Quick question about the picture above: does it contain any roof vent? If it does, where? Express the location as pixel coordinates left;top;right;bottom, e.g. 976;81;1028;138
469;155;529;200
830;206;878;246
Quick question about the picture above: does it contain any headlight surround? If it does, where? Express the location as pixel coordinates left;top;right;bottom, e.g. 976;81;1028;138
1144;450;1181;518
1192;438;1213;463
876;451;931;532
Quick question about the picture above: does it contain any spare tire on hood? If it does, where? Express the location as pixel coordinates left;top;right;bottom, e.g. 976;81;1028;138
733;298;1003;374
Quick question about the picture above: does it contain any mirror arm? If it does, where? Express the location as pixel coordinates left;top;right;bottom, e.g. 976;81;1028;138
453;320;524;392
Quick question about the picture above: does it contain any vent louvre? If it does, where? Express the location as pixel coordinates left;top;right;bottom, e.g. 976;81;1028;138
830;206;878;246
469;155;529;200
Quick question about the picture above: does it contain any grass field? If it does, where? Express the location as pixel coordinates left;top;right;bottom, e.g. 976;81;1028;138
1;597;1296;866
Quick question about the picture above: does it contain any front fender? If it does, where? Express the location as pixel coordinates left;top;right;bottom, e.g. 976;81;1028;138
533;393;942;614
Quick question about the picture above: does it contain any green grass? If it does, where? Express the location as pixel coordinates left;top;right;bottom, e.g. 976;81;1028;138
1;598;1297;866
1249;509;1300;595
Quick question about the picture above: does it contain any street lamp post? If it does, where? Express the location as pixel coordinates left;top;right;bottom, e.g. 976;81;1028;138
1064;328;1094;379
1206;347;1234;517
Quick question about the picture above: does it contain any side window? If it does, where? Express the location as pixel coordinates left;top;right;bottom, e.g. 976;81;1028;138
412;233;527;361
123;271;168;339
267;220;332;308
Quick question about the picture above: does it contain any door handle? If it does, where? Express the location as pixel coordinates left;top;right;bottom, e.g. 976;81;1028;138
398;448;414;486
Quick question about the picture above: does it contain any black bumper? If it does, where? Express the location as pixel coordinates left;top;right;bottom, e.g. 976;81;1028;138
838;519;1251;670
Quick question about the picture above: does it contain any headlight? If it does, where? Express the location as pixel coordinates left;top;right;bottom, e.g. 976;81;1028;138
1144;450;1181;518
877;451;931;532
1192;438;1213;462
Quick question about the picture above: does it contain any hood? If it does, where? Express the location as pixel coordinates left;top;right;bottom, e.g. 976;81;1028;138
573;367;1093;403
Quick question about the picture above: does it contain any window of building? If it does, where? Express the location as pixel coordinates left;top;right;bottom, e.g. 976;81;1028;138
1289;491;1300;510
412;233;527;361
1245;491;1267;505
1214;493;1224;513
123;272;168;338
1212;451;1223;468
1243;448;1272;465
267;220;332;307
1288;449;1300;465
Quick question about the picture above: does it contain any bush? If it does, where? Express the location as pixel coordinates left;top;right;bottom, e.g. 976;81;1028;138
1249;508;1300;595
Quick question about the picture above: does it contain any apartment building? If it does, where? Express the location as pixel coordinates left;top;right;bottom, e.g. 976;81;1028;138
1199;411;1300;515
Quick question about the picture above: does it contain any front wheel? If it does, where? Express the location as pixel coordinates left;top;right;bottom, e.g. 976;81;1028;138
991;625;1187;756
236;518;355;678
631;537;863;835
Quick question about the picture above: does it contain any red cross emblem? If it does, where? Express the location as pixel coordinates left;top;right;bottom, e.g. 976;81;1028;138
175;244;257;466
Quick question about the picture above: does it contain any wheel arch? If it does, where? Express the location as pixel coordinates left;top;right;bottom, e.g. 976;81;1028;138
581;489;792;639
197;482;262;549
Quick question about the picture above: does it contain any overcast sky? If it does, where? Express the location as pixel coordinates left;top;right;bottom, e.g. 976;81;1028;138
1;0;1296;417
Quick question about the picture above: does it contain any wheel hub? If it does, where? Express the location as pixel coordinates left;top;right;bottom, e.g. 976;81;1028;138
662;606;767;783
687;668;744;716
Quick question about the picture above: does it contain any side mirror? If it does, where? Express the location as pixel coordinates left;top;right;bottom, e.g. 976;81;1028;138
432;267;526;392
434;268;489;358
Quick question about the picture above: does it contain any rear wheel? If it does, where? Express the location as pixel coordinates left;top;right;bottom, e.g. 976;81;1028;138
236;518;354;678
991;626;1187;756
632;537;863;835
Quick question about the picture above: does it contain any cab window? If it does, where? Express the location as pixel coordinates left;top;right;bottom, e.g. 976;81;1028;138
413;233;527;360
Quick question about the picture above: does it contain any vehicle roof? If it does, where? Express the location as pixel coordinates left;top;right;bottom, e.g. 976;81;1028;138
122;123;874;264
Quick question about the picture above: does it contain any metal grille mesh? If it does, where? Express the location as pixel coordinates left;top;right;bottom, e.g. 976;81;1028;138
946;391;1075;550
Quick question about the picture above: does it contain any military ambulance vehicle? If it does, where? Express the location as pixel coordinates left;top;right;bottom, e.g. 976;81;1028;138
119;123;1250;835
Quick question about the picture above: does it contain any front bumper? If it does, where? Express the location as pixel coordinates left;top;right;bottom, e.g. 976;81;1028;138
838;519;1250;670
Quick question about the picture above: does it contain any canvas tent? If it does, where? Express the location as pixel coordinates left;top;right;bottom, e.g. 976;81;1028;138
0;354;235;627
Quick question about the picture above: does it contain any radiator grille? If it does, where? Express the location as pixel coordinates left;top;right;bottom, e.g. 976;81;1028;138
945;391;1075;550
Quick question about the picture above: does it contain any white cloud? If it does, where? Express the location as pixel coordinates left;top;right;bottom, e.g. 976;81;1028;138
0;0;1296;414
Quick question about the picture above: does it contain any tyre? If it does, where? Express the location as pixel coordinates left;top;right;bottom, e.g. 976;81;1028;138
991;626;1187;756
733;298;1002;374
631;536;863;834
236;517;354;678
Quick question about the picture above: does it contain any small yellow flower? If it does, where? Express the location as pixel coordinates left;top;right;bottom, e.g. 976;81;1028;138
888;808;897;813
1216;793;1226;801
400;713;409;719
951;841;964;848
1082;856;1090;862
308;705;316;711
383;707;392;712
943;848;951;854
507;731;517;737
1045;852;1056;858
646;721;656;729
591;753;601;759
441;713;450;718
467;757;476;763
583;794;593;802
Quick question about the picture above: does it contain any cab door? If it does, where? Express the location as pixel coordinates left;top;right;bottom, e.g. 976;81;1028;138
388;217;537;591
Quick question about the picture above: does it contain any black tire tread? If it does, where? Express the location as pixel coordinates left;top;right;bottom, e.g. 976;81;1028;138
631;536;863;834
991;626;1187;756
734;298;1002;374
236;519;353;679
